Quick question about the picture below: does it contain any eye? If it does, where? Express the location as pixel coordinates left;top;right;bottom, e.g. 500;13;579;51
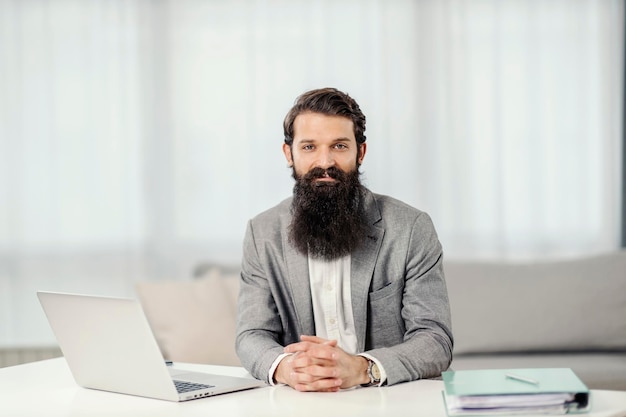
302;144;314;151
334;143;348;150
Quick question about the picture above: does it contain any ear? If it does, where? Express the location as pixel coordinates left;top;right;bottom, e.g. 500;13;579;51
357;143;367;165
282;143;294;167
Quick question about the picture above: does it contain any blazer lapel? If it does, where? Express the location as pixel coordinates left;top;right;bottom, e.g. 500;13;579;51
351;191;384;352
282;214;316;337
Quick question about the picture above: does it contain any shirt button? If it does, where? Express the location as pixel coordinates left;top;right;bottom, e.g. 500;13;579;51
329;318;336;325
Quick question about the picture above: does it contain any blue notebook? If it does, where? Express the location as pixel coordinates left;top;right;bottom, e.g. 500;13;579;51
442;368;590;415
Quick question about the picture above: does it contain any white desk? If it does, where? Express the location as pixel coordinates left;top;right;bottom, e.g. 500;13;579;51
1;358;626;417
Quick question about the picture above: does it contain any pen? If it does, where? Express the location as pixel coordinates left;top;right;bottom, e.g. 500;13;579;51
505;373;539;385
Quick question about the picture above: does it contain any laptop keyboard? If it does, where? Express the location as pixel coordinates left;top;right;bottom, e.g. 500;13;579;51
173;380;215;393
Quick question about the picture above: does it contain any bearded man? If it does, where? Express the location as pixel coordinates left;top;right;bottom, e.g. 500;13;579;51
235;88;453;391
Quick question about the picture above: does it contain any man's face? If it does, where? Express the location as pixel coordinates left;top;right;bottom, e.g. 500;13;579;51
284;112;368;259
283;112;366;179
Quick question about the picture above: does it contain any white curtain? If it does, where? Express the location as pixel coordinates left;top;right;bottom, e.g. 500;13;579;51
0;0;623;346
409;1;624;259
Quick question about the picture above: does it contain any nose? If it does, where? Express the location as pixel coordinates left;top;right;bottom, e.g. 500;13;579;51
316;148;335;169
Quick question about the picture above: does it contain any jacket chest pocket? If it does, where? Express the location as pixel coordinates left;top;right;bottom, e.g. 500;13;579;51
366;278;405;348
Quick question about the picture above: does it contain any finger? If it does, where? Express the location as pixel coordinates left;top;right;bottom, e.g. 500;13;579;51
300;335;337;346
293;377;342;392
284;341;312;354
289;352;335;371
292;362;340;380
285;340;325;354
284;336;334;353
285;342;338;360
285;355;342;392
303;343;338;361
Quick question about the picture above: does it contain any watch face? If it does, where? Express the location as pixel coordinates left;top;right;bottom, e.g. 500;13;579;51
371;363;381;380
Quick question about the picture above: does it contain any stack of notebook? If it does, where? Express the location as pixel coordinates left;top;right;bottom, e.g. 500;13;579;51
441;368;590;415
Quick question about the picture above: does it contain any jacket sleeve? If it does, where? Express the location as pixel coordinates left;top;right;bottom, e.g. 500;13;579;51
365;212;454;385
234;220;285;383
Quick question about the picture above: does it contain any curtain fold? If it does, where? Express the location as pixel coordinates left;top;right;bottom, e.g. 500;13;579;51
0;0;623;346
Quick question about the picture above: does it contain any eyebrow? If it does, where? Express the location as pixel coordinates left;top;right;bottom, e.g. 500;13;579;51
297;137;352;144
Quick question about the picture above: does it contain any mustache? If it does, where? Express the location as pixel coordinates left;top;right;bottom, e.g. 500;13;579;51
301;166;345;182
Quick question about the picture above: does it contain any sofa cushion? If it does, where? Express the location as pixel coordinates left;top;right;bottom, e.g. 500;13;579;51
135;267;241;366
445;251;626;355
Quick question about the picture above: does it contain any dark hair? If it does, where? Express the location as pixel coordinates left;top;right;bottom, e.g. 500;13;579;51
283;88;366;146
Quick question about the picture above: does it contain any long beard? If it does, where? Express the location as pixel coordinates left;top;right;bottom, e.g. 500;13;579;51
288;166;368;260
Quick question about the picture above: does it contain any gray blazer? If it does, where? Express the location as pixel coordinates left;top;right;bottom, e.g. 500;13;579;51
235;189;453;386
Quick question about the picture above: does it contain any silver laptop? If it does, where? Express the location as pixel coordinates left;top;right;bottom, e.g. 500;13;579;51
37;291;265;402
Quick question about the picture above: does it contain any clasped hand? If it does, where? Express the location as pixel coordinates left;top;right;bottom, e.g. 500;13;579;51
274;335;368;392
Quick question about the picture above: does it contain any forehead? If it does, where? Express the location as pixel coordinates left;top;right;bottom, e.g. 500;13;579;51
292;112;355;142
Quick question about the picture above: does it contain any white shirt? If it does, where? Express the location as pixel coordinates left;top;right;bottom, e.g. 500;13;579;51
268;254;386;386
309;254;358;354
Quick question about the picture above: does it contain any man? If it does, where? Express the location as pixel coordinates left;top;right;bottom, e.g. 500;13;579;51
236;88;453;392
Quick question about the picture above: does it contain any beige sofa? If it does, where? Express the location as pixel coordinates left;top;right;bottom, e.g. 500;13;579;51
446;250;626;391
136;251;626;390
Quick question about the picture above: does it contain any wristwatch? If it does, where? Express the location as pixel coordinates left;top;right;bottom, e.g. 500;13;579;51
365;358;381;386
